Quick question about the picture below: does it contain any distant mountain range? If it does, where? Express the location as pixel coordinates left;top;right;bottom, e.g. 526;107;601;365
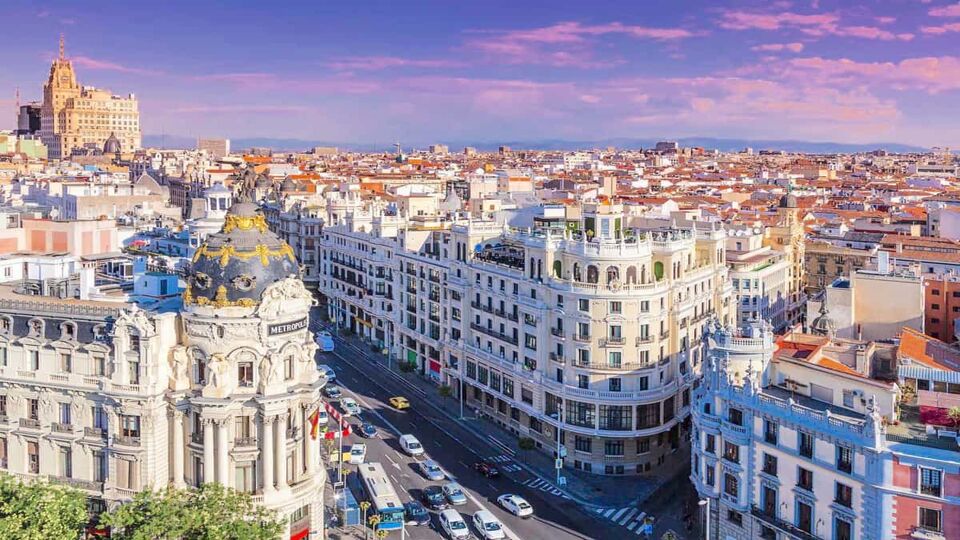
143;134;929;155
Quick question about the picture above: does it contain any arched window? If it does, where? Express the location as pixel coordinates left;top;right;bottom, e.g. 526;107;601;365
626;266;637;285
553;260;563;278
586;265;599;284
641;265;647;284
654;262;664;281
573;263;581;282
606;266;619;284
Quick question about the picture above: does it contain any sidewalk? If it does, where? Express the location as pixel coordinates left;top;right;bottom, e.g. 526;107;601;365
339;331;691;509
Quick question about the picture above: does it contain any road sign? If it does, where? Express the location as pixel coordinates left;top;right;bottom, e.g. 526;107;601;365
558;475;567;486
558;446;568;458
555;458;563;469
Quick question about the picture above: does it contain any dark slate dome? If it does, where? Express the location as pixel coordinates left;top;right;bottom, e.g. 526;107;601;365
779;192;798;209
183;201;300;308
103;133;121;154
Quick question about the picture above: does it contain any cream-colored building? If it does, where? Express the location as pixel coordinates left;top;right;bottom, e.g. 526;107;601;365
0;202;325;538
40;37;141;160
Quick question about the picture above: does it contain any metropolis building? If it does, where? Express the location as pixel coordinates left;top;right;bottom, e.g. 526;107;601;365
0;200;325;538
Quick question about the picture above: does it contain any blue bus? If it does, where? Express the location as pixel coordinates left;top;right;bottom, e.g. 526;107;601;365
356;462;405;531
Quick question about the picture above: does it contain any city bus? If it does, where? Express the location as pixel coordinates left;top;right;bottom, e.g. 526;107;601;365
356;462;405;531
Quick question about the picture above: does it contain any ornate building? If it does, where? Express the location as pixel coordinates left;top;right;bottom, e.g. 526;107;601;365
39;36;141;160
0;200;325;538
765;193;807;328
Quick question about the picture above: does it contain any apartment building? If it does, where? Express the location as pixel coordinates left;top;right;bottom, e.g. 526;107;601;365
0;201;326;538
726;227;791;332
318;199;736;474
803;240;875;295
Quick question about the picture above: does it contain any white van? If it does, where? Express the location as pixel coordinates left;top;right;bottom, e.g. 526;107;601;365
398;434;425;456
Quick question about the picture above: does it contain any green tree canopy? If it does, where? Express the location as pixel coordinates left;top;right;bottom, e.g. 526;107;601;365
99;483;285;540
0;474;89;540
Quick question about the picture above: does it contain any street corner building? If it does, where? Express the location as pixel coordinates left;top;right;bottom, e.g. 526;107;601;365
0;200;326;539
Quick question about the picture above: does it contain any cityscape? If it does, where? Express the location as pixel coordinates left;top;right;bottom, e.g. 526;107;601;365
2;1;960;539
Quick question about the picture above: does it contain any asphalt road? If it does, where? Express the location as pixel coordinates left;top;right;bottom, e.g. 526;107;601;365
313;321;624;540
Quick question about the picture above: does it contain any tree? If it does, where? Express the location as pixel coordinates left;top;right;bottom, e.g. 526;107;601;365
0;474;89;540
949;406;960;429
99;483;284;540
438;384;453;401
517;437;536;463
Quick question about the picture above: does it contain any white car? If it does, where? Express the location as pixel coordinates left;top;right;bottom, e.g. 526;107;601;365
439;509;470;539
316;410;329;425
317;364;336;382
398;434;424;456
348;443;366;465
340;397;361;417
472;510;506;540
316;331;335;352
497;494;533;518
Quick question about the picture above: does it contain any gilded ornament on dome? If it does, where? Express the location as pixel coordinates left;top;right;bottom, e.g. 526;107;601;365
213;285;230;308
194;272;212;290
182;283;194;304
223;213;269;233
232;274;256;291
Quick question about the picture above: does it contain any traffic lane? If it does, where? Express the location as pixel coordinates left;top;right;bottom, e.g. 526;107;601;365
327;351;602;540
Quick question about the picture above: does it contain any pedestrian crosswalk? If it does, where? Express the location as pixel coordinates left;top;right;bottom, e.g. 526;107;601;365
521;477;570;499
594;506;652;535
486;454;522;472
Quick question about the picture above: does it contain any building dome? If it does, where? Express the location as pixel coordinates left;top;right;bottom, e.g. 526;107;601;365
183;201;300;308
103;132;121;154
809;300;836;337
778;192;798;209
280;177;297;193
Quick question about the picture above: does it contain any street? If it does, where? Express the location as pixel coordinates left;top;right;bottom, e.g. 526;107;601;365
312;317;632;540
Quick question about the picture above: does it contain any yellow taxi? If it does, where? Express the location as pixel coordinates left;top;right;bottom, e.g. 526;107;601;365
388;396;411;410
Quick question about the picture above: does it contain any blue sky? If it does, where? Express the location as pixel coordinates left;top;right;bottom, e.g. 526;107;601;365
3;0;960;147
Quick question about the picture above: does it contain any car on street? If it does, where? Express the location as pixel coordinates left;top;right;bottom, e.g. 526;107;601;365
315;409;329;425
315;331;335;352
439;509;470;539
399;434;425;456
358;422;378;438
348;443;366;465
442;482;468;506
340;397;361;416
472;510;506;540
497;494;533;518
317;365;336;383
323;385;342;399
419;459;445;481
473;460;500;478
388;396;410;410
422;485;448;510
403;501;431;526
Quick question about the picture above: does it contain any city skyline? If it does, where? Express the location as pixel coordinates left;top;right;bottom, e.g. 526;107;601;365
3;0;960;147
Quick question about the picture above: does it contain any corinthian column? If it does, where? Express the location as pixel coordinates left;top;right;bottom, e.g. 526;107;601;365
275;413;288;489
172;410;185;487
202;418;215;485
262;415;275;492
216;419;229;487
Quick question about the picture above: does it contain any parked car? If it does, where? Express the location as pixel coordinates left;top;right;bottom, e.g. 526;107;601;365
474;460;500;478
318;365;336;383
315;331;335;352
404;501;431;526
323;385;342;399
399;434;424;456
439;509;470;539
422;485;448;510
442;482;468;506
497;494;533;518
340;397;361;416
419;459;445;481
358;422;378;438
472;510;506;540
348;443;366;465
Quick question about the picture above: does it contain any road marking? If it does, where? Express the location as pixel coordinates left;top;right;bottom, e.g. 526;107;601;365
618;508;639;526
603;508;616;518
627;521;638;531
612;508;631;522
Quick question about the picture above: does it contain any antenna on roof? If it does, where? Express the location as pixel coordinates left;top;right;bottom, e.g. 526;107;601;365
59;33;65;61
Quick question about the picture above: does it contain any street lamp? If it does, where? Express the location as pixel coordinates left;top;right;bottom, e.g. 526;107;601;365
549;408;564;486
698;499;709;540
358;501;371;540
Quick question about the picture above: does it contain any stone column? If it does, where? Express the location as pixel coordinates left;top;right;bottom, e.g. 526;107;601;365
202;418;215;485
275;413;288;489
172;410;185;487
305;408;317;475
262;415;275;492
216;419;229;487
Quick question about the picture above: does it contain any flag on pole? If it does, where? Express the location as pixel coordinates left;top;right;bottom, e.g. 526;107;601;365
309;408;320;439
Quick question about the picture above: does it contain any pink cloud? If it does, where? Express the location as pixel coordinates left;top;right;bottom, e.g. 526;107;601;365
71;55;161;76
876;16;896;24
921;22;960;33
776;56;960;93
325;56;464;71
751;42;805;52
929;3;960;17
465;21;693;67
719;10;913;40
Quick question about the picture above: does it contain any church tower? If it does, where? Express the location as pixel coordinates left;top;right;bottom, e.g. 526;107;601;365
40;34;80;159
764;191;806;328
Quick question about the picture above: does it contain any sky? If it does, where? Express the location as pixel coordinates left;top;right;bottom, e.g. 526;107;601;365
3;0;960;147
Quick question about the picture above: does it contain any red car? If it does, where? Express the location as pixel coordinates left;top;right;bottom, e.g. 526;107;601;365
474;460;501;478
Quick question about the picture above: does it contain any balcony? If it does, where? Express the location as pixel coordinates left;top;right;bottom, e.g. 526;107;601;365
52;476;104;493
599;336;625;347
470;323;518;346
18;418;41;430
234;436;258;447
550;327;565;339
572;333;591;343
471;301;494;314
51;422;74;434
636;335;652;345
549;352;566;364
84;427;107;440
495;309;519;322
191;432;203;444
750;506;819;540
115;435;141;447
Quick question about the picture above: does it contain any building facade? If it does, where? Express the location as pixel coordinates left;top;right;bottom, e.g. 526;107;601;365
0;201;325;538
40;37;141;160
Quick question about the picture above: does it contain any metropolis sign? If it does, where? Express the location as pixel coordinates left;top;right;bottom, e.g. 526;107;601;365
267;317;308;336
